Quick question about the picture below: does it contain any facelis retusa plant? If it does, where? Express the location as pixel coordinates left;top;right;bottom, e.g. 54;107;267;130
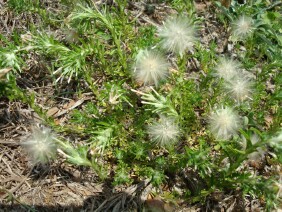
25;33;94;83
132;87;178;118
133;49;169;86
2;0;281;210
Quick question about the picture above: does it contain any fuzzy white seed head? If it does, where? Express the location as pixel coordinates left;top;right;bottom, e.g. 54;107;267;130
158;16;196;57
133;49;169;86
224;76;253;102
209;107;241;140
232;15;254;39
147;116;180;147
21;125;57;164
215;57;241;81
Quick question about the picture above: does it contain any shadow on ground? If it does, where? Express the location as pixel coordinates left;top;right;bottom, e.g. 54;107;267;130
0;192;141;212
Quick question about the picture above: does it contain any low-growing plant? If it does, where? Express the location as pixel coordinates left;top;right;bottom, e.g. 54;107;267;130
1;0;281;210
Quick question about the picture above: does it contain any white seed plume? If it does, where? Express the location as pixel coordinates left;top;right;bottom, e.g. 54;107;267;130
21;125;57;164
209;106;241;140
133;49;169;86
215;57;241;81
158;16;196;57
224;76;253;102
232;15;254;39
147;116;180;147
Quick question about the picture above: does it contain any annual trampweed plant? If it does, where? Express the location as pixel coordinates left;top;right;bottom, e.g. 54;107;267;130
1;0;281;210
133;49;169;86
158;15;196;57
21;125;57;164
231;15;254;40
147;115;180;147
208;106;241;140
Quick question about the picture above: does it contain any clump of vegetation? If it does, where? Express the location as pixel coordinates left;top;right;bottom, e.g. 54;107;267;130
1;0;281;210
